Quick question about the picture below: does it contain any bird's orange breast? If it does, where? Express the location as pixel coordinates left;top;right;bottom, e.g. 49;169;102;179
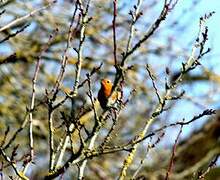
98;79;113;109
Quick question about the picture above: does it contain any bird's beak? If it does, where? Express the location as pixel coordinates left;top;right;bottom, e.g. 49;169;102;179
100;79;104;85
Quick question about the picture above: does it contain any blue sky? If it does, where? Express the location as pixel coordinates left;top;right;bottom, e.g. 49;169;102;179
136;0;220;141
175;0;219;71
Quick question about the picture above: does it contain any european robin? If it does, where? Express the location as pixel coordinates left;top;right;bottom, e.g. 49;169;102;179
98;79;120;109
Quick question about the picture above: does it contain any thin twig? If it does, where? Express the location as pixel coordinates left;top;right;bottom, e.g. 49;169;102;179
0;126;10;148
78;74;99;179
48;107;55;171
78;133;98;180
72;0;91;96
51;1;78;99
121;0;169;66
132;133;164;179
172;147;220;179
198;155;219;179
3;113;29;150
0;9;5;17
0;149;28;180
112;0;118;65
135;109;215;144
125;0;143;53
45;109;110;179
54;0;91;170
86;74;98;122
165;125;183;180
0;24;30;44
146;64;162;103
25;30;58;175
0;2;55;32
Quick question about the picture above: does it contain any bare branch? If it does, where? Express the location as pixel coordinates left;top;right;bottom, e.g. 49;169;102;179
0;1;55;32
0;149;28;180
112;0;118;66
146;64;162;104
0;24;30;44
165;125;183;180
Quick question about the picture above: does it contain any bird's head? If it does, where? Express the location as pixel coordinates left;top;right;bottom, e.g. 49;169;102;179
100;79;113;96
101;79;112;88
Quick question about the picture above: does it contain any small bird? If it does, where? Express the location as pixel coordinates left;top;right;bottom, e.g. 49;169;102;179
98;79;119;109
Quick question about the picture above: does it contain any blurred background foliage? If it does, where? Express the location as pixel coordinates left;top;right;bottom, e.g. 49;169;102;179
0;0;220;179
